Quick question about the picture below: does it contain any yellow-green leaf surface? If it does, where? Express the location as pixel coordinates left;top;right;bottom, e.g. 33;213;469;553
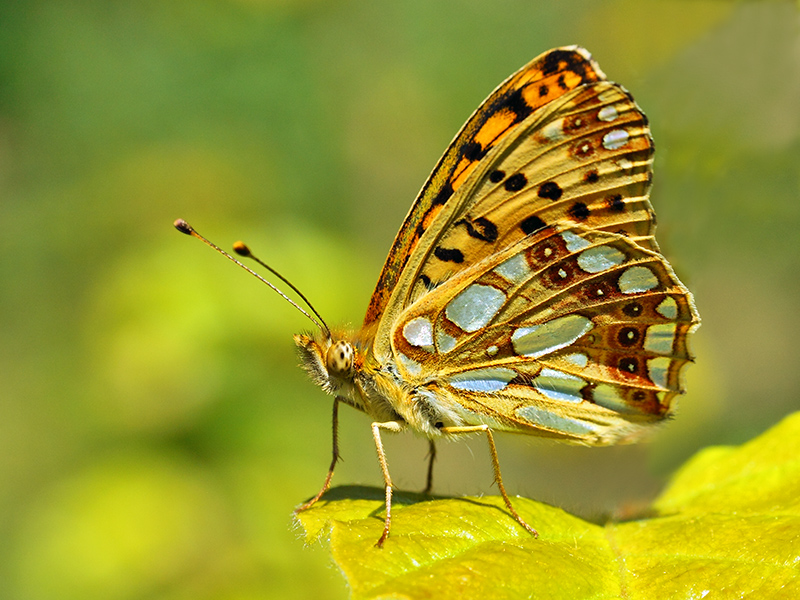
296;412;800;599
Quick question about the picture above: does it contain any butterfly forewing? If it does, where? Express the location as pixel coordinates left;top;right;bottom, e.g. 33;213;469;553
364;46;607;330
370;76;663;359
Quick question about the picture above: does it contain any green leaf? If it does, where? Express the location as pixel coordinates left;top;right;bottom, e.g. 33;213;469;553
295;412;800;599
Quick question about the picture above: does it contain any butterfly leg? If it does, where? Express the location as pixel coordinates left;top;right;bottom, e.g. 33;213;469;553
295;397;341;514
371;420;404;548
440;425;538;538
422;439;436;496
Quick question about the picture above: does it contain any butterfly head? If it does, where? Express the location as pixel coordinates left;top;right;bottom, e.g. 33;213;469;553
294;332;360;397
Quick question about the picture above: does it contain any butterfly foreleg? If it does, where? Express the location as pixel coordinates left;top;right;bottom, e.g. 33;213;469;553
422;439;436;496
371;419;404;548
295;397;342;514
439;425;538;538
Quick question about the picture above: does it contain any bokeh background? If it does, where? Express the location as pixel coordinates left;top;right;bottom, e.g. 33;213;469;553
2;1;799;598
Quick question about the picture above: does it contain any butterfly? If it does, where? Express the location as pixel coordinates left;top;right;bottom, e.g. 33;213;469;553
175;46;700;548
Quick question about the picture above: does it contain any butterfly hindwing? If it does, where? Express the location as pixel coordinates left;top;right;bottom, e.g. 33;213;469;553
390;225;698;443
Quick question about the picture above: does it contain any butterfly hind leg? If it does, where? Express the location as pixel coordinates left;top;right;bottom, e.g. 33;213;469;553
371;420;404;547
422;439;436;496
295;397;341;514
440;425;538;538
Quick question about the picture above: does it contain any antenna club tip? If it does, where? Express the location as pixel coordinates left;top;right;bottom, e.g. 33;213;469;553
232;241;251;257
174;219;194;235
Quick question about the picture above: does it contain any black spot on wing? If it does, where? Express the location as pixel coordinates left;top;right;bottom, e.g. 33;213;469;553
414;221;426;241
617;327;641;347
461;141;484;162
504;173;527;192
495;87;533;122
568;202;590;221
457;217;499;243
606;194;624;212
489;170;505;183
537;181;562;200
622;301;643;317
419;273;434;290
520;215;546;235
432;181;454;206
584;170;599;184
434;247;464;263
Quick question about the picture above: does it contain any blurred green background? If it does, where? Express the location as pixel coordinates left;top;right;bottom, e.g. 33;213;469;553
2;1;799;598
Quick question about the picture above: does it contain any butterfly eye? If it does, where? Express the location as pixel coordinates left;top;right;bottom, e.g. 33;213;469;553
326;341;354;377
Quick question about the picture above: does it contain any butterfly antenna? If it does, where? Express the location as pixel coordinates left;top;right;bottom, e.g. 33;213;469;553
231;239;331;336
174;219;331;338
